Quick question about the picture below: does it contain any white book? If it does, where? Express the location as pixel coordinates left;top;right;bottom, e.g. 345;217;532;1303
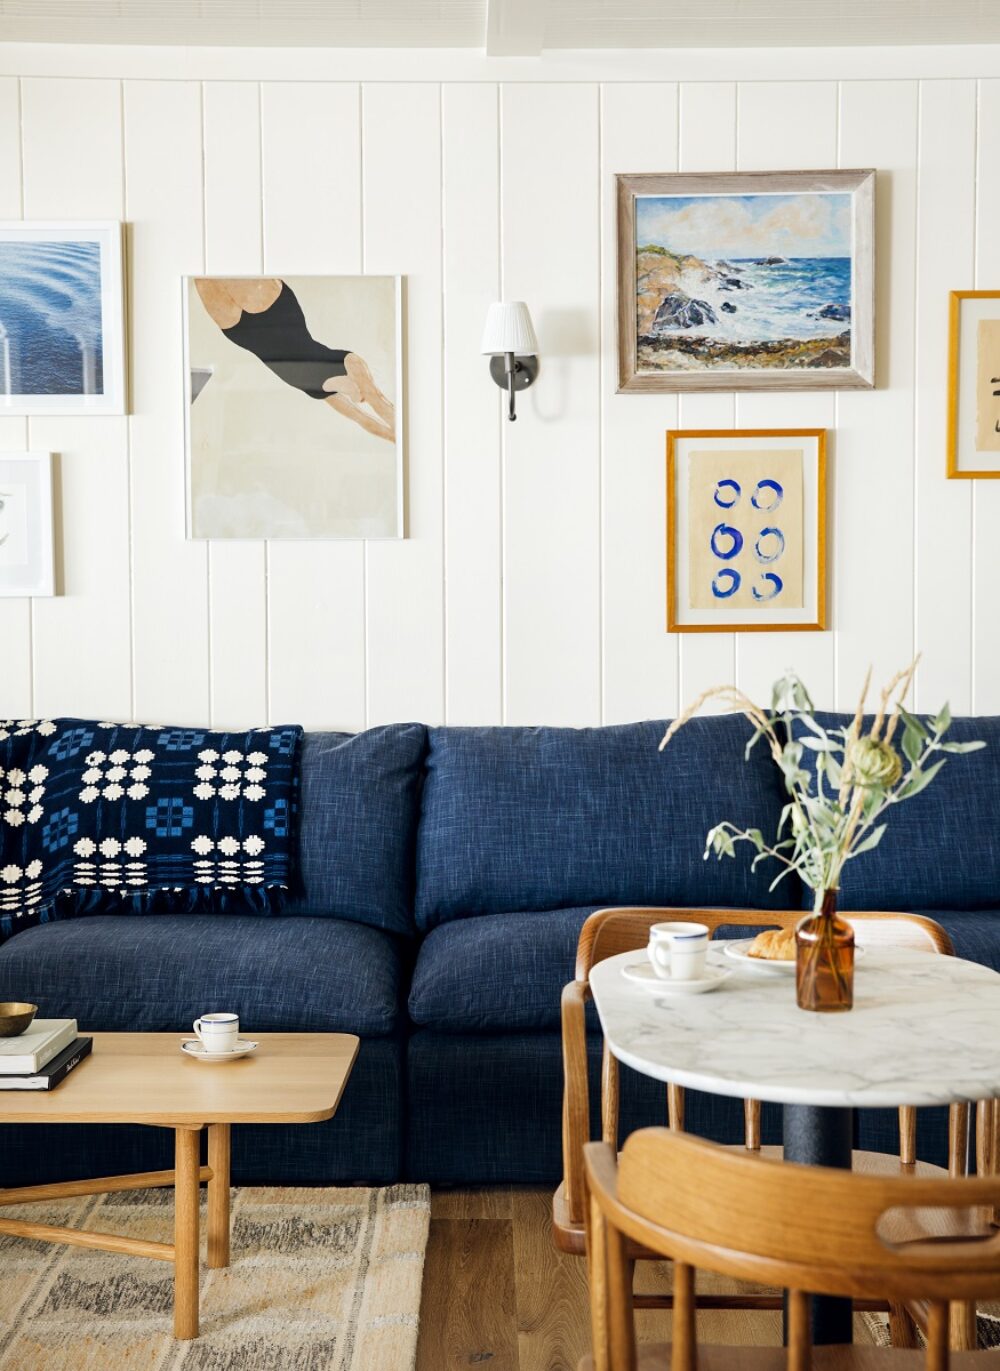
0;1019;77;1074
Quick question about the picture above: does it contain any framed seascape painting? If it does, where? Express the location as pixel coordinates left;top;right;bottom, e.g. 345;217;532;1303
948;290;1000;478
667;429;827;633
184;275;403;539
0;221;126;415
617;170;875;392
0;452;55;597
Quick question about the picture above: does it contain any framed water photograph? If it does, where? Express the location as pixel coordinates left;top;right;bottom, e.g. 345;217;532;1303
184;274;403;540
667;429;827;633
617;170;875;392
947;290;1000;478
0;221;126;415
0;452;55;597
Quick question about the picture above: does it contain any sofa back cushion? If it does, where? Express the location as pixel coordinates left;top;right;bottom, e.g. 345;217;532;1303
414;718;798;931
287;725;427;935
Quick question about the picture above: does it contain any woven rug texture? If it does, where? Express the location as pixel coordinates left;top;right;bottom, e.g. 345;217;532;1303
0;1183;429;1371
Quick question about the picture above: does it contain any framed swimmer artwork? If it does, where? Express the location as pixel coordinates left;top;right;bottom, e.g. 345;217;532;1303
947;290;1000;478
184;275;403;539
666;429;827;633
0;221;126;415
617;170;875;392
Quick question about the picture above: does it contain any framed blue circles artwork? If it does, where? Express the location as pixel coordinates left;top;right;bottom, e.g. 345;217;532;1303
667;428;827;632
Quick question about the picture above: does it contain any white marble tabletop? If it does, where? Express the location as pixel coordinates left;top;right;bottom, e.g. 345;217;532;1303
589;945;1000;1109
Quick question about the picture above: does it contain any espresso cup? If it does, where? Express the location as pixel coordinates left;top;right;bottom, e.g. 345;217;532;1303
647;922;709;982
193;1012;240;1054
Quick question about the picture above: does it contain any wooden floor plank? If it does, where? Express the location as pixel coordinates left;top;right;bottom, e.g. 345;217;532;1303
512;1188;592;1371
416;1215;519;1371
431;1187;514;1220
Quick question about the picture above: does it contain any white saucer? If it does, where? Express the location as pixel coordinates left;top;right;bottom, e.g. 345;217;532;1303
621;962;732;995
181;1038;259;1063
723;938;867;975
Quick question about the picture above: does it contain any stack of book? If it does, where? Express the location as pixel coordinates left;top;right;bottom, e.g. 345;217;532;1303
0;1019;92;1091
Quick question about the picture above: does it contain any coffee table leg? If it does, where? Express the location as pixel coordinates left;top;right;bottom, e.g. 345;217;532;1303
783;1104;854;1345
174;1127;202;1340
207;1123;231;1270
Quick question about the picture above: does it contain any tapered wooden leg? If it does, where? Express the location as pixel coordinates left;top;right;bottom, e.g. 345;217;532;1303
174;1127;201;1340
207;1123;231;1270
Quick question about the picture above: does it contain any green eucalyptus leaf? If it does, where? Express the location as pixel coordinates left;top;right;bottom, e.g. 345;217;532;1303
896;757;947;800
901;723;922;767
850;823;888;858
941;740;987;754
897;706;928;741
934;702;952;734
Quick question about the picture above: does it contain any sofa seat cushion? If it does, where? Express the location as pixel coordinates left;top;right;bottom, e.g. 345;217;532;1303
415;717;798;932
409;907;601;1033
0;915;404;1036
917;910;1000;974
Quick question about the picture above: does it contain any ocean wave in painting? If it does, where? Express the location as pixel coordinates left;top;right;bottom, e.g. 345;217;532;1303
0;240;104;396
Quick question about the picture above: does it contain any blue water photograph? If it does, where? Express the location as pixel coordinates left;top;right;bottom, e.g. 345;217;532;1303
635;192;852;372
0;239;104;396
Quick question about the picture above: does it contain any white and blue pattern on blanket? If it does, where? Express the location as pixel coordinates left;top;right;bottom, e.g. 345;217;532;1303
0;718;303;942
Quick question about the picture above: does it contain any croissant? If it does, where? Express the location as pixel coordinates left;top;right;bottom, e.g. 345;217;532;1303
747;928;796;961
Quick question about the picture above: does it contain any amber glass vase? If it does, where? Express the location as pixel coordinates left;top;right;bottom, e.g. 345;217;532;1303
796;888;855;1012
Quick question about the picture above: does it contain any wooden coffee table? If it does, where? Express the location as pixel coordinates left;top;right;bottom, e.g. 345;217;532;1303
0;1031;358;1339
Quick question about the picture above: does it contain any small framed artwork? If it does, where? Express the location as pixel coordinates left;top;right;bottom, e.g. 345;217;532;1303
947;290;1000;478
0;221;126;415
617;170;875;392
667;429;827;633
184;275;404;539
0;453;55;597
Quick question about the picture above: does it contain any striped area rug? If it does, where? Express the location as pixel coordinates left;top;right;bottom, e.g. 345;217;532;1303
0;1183;430;1370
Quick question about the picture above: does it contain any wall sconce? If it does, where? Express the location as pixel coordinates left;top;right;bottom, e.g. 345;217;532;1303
480;301;539;421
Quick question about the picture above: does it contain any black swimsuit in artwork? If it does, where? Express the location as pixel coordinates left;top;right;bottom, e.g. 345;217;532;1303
222;283;350;400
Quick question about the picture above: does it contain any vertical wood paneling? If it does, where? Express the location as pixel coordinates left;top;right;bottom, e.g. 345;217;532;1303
914;80;977;714
0;77;32;717
363;83;445;725
202;81;267;728
838;81;919;705
501;82;601;726
677;83;738;711
125;79;210;723
735;81;838;709
21;77;132;720
601;82;680;726
261;83;367;731
441;83;502;725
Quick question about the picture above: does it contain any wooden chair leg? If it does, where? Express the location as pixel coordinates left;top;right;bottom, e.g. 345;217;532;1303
602;1042;620;1150
787;1288;812;1371
587;1189;611;1371
927;1303;949;1371
949;1103;971;1178
668;1084;685;1132
949;1301;977;1352
889;1304;920;1349
744;1098;761;1151
976;1099;994;1177
899;1106;917;1168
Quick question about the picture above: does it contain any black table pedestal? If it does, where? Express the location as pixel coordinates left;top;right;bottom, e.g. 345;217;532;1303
782;1103;854;1345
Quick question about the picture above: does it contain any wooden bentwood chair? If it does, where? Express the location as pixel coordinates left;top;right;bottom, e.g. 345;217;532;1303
555;907;998;1349
583;1128;1000;1371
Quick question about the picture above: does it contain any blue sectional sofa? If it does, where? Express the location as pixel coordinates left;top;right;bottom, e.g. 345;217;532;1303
1;714;997;1187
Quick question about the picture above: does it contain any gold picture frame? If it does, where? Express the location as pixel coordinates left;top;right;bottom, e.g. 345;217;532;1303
666;428;827;633
947;289;1000;479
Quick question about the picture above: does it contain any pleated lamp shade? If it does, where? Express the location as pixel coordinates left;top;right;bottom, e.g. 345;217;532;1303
480;301;539;356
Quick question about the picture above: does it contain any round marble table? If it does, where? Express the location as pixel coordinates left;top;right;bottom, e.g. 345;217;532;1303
589;943;1000;1342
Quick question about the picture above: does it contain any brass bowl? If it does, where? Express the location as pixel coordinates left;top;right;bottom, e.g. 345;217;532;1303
0;1003;38;1037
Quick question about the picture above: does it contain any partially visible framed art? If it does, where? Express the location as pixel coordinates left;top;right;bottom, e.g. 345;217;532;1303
947;290;1000;478
0;452;55;597
0;221;126;415
184;274;404;540
667;429;827;633
617;170;875;392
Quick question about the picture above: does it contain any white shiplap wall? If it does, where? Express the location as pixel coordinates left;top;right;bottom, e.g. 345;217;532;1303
1;46;1000;729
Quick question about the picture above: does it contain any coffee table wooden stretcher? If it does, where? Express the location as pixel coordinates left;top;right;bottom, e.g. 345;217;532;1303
0;1032;359;1339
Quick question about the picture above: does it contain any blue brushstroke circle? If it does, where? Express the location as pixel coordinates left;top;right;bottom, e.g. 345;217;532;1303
751;572;784;602
710;523;743;560
754;527;785;564
713;479;741;509
712;569;741;599
752;479;784;512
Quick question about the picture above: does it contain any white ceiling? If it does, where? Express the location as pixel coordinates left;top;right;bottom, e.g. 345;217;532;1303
0;0;998;50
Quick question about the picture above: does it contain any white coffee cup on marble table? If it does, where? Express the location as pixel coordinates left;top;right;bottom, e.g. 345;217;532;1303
647;922;709;981
193;1012;240;1054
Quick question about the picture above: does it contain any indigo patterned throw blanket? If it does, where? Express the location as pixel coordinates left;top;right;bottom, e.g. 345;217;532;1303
0;718;303;943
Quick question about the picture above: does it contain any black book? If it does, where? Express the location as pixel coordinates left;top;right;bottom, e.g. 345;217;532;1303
0;1037;93;1091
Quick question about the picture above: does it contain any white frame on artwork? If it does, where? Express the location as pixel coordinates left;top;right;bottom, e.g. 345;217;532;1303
0;452;55;597
667;429;827;633
617;169;875;393
947;290;1000;479
181;273;406;541
0;221;126;416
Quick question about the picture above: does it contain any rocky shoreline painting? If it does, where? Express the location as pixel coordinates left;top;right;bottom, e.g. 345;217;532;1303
617;171;874;392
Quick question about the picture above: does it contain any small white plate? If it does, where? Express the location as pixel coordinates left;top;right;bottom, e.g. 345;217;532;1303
621;962;732;995
723;938;867;974
181;1038;259;1063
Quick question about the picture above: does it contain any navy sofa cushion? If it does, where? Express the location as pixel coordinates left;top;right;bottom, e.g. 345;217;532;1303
0;915;405;1037
415;717;797;931
921;910;1000;974
286;725;427;936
